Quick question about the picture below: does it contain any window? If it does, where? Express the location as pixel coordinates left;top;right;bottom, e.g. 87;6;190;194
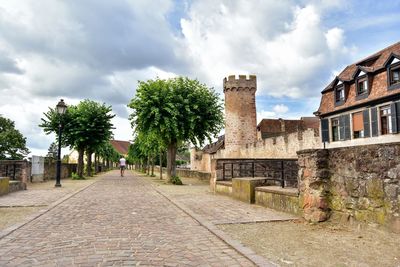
335;85;345;103
380;105;392;135
389;65;400;86
352;112;364;138
331;118;340;141
357;78;368;95
387;58;400;90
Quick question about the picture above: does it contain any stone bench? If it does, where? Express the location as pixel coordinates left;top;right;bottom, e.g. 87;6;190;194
255;186;300;215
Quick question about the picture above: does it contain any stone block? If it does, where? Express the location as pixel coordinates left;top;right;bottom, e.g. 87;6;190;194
215;181;233;197
0;177;9;196
255;186;300;215
366;178;384;199
232;177;266;203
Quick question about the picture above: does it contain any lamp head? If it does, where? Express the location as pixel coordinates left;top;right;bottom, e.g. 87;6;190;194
56;99;67;115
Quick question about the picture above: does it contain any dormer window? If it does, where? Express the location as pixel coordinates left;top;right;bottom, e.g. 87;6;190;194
387;56;400;90
357;77;368;95
335;84;345;105
355;70;369;100
389;65;400;85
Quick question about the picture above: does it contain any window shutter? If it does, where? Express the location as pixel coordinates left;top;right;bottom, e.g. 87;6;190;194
321;119;329;143
391;103;398;133
344;114;351;140
363;109;370;137
371;107;378;137
339;115;345;140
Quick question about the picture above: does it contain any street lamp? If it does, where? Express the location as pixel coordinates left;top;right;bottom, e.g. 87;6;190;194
55;99;67;187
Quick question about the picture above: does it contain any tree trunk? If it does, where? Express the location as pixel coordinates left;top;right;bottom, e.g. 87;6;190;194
86;151;93;177
147;156;150;175
77;148;84;178
166;142;177;182
159;150;163;180
151;157;154;176
94;154;98;174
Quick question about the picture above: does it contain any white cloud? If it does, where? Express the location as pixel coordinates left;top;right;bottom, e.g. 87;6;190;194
180;1;354;97
273;104;289;114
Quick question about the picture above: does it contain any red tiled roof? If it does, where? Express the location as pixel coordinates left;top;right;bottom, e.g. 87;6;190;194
202;135;225;154
323;41;400;92
110;140;130;155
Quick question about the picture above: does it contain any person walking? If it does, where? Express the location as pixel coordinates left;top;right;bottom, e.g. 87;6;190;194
119;157;126;177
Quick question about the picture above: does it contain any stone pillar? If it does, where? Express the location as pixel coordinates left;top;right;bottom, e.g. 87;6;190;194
210;159;217;192
297;149;330;222
224;75;257;157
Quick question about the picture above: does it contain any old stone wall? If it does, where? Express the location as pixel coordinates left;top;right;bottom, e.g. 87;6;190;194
217;128;320;160
0;160;31;184
191;129;321;173
43;162;78;181
153;166;211;181
298;143;400;233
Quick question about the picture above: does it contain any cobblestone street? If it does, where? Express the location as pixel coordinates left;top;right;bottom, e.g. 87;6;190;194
0;171;282;266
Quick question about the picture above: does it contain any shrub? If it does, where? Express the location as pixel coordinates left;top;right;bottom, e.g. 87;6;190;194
170;176;183;185
71;172;86;180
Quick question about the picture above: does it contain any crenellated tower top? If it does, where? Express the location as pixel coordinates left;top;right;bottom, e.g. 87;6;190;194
223;75;257;92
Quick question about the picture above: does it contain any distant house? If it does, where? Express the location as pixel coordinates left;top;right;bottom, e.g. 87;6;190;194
68;140;130;163
257;117;319;140
110;140;130;157
315;41;400;147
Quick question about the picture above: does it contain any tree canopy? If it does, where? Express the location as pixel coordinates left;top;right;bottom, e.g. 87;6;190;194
128;76;224;180
40;99;115;177
0;115;30;160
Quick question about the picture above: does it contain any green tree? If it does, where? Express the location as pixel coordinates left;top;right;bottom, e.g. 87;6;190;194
40;100;115;178
0;115;30;159
46;142;58;159
128;77;224;181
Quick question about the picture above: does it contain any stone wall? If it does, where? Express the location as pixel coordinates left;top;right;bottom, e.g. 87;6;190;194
0;160;31;184
153;166;211;181
43;162;78;181
191;128;321;173
298;143;400;233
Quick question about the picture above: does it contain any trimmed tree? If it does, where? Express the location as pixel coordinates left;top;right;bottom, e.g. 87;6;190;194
0;115;30;159
40;100;115;178
128;77;224;182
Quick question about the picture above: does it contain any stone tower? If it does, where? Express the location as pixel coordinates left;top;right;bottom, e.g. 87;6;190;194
223;75;257;157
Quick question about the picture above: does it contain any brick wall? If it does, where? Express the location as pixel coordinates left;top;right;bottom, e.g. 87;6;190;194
298;143;400;233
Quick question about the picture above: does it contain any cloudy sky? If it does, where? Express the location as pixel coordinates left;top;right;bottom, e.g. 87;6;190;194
0;0;400;156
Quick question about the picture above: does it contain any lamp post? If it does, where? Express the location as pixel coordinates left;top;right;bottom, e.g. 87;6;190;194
55;99;67;187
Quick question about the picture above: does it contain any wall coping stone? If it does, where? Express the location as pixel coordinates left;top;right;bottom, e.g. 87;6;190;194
216;181;232;186
256;186;299;197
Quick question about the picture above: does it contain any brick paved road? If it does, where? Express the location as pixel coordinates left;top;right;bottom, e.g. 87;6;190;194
0;171;255;266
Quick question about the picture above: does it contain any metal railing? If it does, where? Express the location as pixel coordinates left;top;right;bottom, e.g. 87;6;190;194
221;159;298;188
